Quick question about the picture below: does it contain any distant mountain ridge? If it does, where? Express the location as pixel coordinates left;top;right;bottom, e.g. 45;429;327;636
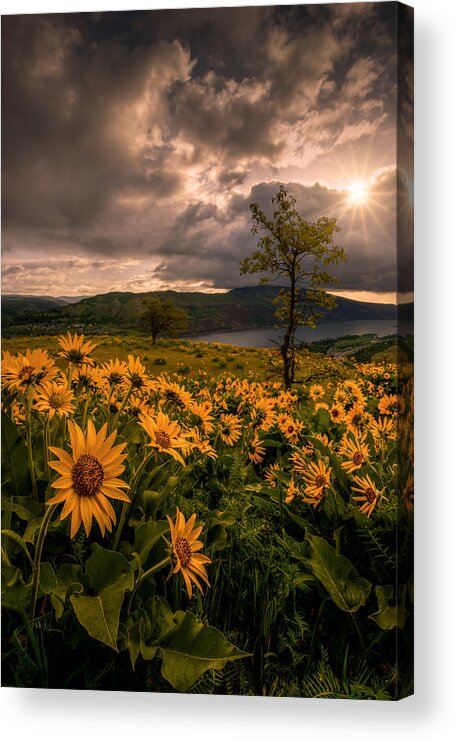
1;286;412;337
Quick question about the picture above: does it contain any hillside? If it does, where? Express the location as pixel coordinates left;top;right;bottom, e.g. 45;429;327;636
1;286;412;337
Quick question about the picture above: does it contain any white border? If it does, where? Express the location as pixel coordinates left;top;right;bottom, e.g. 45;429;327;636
1;1;455;741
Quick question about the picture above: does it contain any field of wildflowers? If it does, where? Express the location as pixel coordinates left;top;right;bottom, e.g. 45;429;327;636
1;332;413;697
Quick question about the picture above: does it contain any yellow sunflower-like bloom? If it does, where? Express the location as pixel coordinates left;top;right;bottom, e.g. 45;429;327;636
309;384;325;401
100;358;128;386
125;355;153;391
248;434;266;465
338;434;370;474
351;473;382;518
187;400;215;434
47;420;130;538
2;348;56;391
139;410;192;465
219;413;242;445
285;477;299;504
279;416;303;444
57;332;97;366
167;507;211;599
301;459;332;508
34;381;75;419
329;403;345;423
264;461;280;487
157;376;193;409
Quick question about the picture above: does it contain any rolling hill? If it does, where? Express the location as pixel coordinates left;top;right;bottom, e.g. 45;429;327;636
1;286;412;337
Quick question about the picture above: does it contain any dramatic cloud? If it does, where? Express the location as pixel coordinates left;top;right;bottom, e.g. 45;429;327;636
1;4;407;298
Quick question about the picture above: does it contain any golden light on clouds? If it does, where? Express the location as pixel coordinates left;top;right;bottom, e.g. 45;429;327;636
347;180;369;206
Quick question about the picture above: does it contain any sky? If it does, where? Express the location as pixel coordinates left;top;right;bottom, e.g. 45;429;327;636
1;2;413;301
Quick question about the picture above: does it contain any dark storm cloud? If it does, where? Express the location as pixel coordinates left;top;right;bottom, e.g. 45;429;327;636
2;4;403;296
150;170;398;292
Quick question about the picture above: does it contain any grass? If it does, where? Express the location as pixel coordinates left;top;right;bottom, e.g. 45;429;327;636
1;334;351;383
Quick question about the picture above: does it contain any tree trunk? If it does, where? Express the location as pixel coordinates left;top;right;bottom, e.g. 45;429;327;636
151;332;157;345
281;274;296;389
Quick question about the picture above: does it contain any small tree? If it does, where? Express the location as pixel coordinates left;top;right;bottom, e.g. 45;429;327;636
240;185;345;388
140;297;188;345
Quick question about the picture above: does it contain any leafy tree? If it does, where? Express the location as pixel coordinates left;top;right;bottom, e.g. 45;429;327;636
140;297;188;345
240;185;345;388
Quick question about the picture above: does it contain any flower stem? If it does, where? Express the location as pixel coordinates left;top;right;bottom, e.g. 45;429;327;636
29;505;56;624
112;449;155;550
127;556;171;612
25;391;38;498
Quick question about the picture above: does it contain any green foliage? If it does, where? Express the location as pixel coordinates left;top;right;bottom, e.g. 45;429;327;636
240;185;345;387
140;297;188;344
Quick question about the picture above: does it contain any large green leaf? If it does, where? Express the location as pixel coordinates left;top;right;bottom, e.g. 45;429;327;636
369;585;408;630
126;520;169;569
126;597;250;690
306;533;372;612
47;564;84;619
71;544;134;650
1;411;31;497
157;609;250;692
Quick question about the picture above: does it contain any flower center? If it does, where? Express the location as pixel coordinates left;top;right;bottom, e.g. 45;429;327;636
315;475;327;488
353;452;364;466
72;454;104;498
129;373;144;388
332;409;339;417
18;365;35;380
155;430;171;449
175;535;192;567
50;393;64;409
365;487;376;503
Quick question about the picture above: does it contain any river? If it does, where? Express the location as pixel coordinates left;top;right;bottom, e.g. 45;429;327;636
187;319;413;348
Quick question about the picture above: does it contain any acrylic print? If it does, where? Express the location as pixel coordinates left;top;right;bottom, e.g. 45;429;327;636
1;3;414;698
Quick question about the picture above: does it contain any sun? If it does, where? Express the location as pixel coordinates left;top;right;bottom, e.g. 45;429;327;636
347;180;369;206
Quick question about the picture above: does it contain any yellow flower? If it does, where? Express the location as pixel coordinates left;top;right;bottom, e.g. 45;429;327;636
248;434;266;465
57;332;97;365
289;450;307;475
187;400;215;434
279;416;303;444
189;431;217;460
47;420;130;538
139;410;191;465
250;397;276;431
329;403;345;423
125;355;151;390
264;461;280;487
219;413;242;445
338;434;370;474
167;507;211;599
309;384;325;401
301;459;332;508
378;394;405;416
351;474;382;518
157;377;193;409
128;394;150;418
285;477;299;504
34;381;75;419
2;348;56;391
100;358;128;386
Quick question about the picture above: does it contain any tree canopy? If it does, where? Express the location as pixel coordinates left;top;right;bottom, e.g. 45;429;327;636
240;185;345;387
140;297;188;344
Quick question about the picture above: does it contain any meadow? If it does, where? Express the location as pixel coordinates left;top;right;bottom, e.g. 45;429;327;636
1;333;413;697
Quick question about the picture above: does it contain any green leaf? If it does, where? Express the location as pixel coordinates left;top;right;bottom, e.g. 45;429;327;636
48;564;84;619
1;412;31;497
71;544;134;650
306;533;372;612
369;585;408;630
157;609;250;692
1;565;32;611
127;520;169;569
